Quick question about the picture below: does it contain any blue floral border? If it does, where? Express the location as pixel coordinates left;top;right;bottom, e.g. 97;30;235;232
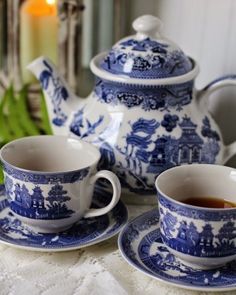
2;163;89;184
95;79;193;111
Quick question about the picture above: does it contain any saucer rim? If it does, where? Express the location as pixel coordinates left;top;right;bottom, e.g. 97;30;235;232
118;208;236;292
0;187;128;252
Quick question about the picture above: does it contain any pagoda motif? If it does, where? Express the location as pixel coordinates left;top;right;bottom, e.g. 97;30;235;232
147;136;176;174
177;116;204;164
146;116;204;174
161;211;236;257
31;186;45;209
176;220;188;242
199;224;214;249
10;182;74;219
148;137;167;168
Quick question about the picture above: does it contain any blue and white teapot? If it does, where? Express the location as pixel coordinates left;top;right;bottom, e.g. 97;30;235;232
28;15;236;203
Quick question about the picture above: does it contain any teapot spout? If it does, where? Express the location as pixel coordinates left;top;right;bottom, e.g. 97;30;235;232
27;56;80;135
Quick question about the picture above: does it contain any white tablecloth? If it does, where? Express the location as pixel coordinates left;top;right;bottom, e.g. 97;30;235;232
0;204;235;295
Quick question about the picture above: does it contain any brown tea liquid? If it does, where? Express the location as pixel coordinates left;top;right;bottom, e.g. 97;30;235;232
182;197;236;208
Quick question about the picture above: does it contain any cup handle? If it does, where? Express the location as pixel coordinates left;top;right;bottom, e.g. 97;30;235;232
83;170;121;218
197;75;236;164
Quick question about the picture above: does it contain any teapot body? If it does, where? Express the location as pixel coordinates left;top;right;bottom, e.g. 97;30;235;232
68;77;224;201
27;15;236;204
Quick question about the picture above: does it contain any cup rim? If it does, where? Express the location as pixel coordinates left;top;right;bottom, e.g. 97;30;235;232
0;135;101;175
155;164;236;212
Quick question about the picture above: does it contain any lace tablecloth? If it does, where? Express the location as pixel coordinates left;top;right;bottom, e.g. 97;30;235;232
0;204;235;295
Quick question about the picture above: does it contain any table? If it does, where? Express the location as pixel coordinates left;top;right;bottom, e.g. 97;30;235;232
0;204;236;295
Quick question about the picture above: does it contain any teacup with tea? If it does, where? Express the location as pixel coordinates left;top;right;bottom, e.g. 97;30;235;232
155;164;236;269
0;135;121;233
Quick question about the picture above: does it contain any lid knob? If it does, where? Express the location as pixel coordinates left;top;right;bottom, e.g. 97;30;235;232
132;15;163;40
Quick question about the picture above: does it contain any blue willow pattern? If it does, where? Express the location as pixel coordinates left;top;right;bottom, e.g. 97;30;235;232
159;194;236;257
100;38;192;79
5;178;74;219
0;186;128;249
3;165;89;184
69;106;220;195
39;60;69;126
120;209;236;288
95;79;194;111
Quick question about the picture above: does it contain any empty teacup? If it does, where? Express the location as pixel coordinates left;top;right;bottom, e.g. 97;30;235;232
156;164;236;269
0;135;121;233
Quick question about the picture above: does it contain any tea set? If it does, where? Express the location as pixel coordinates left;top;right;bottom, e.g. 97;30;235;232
1;14;236;291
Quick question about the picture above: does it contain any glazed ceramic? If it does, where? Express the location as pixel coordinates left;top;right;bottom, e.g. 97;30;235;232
0;136;121;233
0;185;127;251
118;208;236;292
27;15;236;203
156;164;236;269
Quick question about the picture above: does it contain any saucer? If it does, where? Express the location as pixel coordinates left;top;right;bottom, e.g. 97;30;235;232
0;185;128;252
118;209;236;292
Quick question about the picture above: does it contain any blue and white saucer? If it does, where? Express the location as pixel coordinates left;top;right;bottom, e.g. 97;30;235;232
0;185;128;252
118;208;236;292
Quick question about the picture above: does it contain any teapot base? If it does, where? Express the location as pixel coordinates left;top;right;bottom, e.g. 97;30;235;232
121;190;157;205
96;182;157;205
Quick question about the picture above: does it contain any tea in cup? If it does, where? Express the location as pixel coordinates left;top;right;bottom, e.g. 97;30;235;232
155;164;236;269
0;135;121;233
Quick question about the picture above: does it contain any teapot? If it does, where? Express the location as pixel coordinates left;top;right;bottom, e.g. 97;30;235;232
28;15;236;203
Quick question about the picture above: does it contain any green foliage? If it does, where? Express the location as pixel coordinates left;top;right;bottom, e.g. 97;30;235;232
0;164;3;184
0;88;12;145
39;90;53;135
15;86;41;136
0;85;52;184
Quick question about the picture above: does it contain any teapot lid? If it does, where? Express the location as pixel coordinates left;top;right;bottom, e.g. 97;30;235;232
98;15;193;80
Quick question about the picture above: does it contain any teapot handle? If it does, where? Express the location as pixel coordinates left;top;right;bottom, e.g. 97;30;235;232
197;75;236;164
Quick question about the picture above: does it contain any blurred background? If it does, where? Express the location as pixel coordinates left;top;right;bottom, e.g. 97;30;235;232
0;0;236;166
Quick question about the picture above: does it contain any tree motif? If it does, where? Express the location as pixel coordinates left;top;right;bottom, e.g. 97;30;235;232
161;114;179;132
162;211;177;238
4;175;14;196
216;222;236;249
46;184;70;206
46;184;72;216
201;116;220;141
21;184;31;208
201;117;220;163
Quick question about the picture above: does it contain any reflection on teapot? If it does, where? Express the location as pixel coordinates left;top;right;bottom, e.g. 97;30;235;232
28;15;236;203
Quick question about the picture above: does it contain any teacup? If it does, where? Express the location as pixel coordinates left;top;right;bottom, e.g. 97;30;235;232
0;135;121;233
155;164;236;269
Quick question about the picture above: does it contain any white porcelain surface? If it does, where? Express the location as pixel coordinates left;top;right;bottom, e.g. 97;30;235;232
156;164;236;202
1;135;100;172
